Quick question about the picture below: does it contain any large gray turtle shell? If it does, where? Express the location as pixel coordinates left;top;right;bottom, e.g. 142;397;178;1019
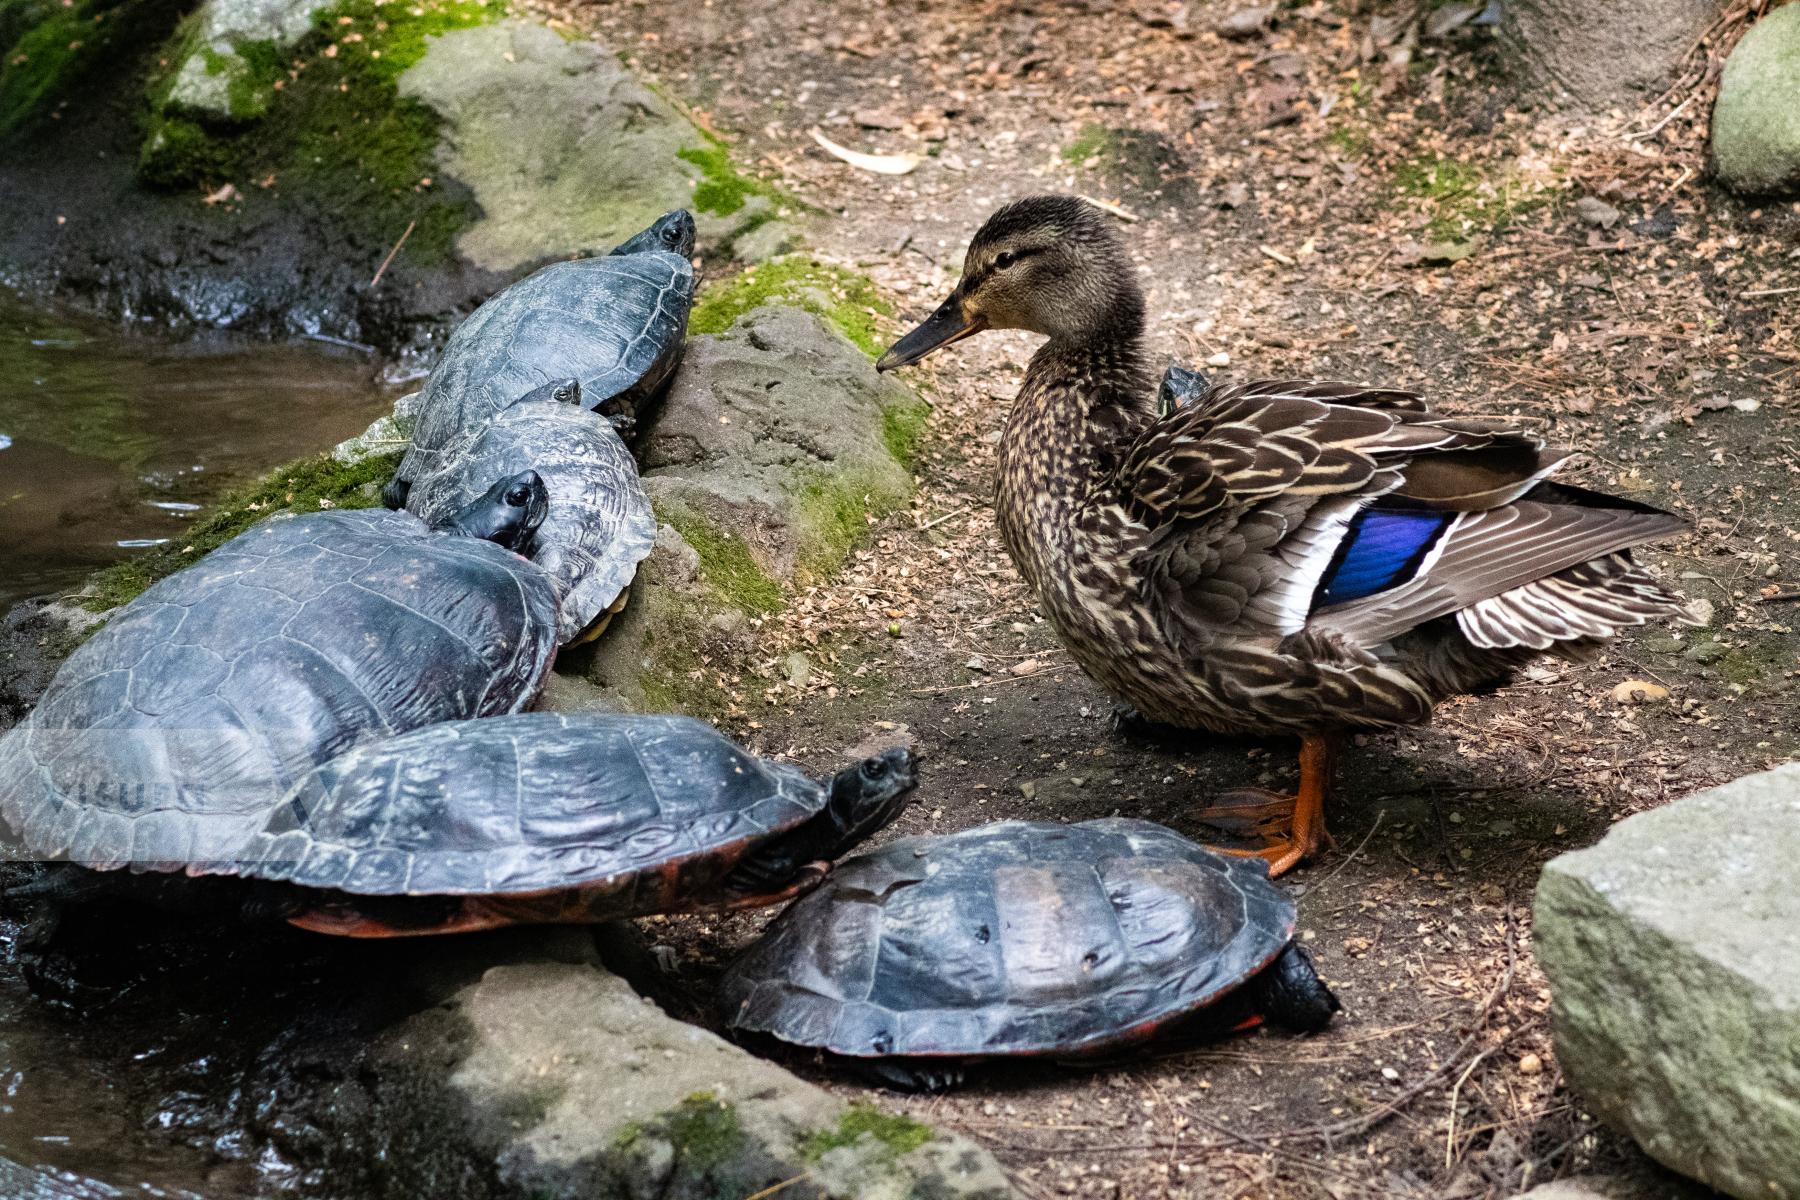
0;509;559;873
405;401;655;644
720;819;1296;1059
395;251;695;488
237;713;823;897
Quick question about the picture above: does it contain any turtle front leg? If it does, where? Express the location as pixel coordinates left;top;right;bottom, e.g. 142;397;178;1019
1204;733;1337;878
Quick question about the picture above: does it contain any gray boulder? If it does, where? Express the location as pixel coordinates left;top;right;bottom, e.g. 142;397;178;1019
1535;764;1800;1200
399;22;791;270
360;932;1015;1200
1711;4;1800;196
1501;0;1725;109
572;303;926;712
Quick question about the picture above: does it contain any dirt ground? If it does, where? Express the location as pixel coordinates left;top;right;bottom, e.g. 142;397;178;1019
577;1;1798;1196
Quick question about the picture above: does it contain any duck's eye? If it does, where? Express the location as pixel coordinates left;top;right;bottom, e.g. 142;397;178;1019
994;250;1019;270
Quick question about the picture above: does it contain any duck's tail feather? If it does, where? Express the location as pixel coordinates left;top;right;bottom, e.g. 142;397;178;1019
1456;554;1700;651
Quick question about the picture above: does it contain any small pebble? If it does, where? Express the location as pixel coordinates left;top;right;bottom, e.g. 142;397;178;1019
1519;1052;1544;1076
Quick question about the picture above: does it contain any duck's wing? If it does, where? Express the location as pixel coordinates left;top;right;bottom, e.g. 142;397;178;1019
1120;384;1684;649
1310;483;1690;648
1184;377;1431;416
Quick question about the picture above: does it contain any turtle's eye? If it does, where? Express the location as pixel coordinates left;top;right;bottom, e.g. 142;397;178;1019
553;385;575;403
505;486;532;506
863;757;889;781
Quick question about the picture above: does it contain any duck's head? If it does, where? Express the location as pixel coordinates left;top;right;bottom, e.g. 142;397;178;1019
877;194;1143;373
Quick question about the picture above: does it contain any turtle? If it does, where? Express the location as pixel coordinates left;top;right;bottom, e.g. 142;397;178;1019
383;209;698;510
719;818;1340;1091
0;472;560;874
198;714;917;937
1157;361;1210;416
402;377;658;645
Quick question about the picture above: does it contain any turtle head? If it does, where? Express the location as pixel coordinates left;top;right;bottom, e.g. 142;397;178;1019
518;377;581;407
821;747;918;851
719;747;917;904
610;210;697;258
435;470;548;553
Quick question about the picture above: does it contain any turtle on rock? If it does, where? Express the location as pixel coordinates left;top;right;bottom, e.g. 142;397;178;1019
6;715;917;941
403;377;657;644
0;472;559;873
720;819;1339;1091
383;209;698;510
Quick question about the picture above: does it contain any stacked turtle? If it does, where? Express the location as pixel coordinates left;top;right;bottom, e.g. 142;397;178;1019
383;211;698;644
0;207;930;976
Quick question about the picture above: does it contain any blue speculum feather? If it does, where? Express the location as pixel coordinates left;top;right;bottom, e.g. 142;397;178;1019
1314;509;1455;608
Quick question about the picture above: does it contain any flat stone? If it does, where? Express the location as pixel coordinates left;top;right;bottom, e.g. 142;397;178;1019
399;22;780;270
1535;764;1800;1199
1711;3;1800;196
365;934;1016;1199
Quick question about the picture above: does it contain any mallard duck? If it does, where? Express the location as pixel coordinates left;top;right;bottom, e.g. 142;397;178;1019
876;194;1694;876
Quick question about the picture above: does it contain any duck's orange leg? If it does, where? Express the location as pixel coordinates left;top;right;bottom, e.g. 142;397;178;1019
1204;733;1336;878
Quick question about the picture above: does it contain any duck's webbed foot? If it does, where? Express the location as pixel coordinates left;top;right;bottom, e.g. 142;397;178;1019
1201;734;1337;878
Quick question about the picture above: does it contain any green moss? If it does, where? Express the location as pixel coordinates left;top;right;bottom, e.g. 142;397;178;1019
613;1093;745;1173
0;0;177;137
795;463;909;583
138;111;232;188
138;0;501;265
78;449;401;612
1062;122;1110;165
675;136;787;219
1721;640;1792;688
655;503;784;615
1392;152;1552;241
803;1103;932;1162
878;397;930;469
689;256;893;358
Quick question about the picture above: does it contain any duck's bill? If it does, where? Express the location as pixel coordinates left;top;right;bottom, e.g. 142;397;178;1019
876;294;986;372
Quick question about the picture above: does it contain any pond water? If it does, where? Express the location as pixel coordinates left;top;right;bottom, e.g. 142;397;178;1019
0;296;406;1196
0;297;397;616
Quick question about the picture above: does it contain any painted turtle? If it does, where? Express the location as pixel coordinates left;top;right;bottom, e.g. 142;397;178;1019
0;473;559;873
720;818;1339;1090
220;714;916;936
1157;362;1209;416
383;210;697;510
402;378;657;645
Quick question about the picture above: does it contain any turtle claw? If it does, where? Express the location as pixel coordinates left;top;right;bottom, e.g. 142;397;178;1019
855;1059;966;1094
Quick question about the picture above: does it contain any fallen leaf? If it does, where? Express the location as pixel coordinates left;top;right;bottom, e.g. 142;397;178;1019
1610;679;1670;704
810;128;920;175
202;182;239;206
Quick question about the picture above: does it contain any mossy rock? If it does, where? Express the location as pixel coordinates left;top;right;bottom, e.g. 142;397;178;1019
137;0;504;272
359;953;1017;1199
396;20;796;270
562;298;925;715
1710;3;1800;197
